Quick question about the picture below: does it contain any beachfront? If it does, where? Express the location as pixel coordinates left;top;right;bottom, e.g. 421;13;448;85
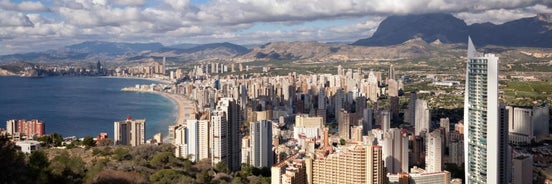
122;86;195;125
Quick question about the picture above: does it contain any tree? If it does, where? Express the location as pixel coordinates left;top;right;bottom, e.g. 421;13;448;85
215;161;230;173
29;150;51;184
340;138;347;145
82;136;96;148
0;135;29;183
49;151;86;183
149;169;183;184
150;152;177;169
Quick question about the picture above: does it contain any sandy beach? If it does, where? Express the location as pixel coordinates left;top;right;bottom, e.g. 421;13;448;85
160;92;196;125
122;87;195;125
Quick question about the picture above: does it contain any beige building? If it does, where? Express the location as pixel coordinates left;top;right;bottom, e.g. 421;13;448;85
114;116;145;146
313;144;384;184
271;154;308;184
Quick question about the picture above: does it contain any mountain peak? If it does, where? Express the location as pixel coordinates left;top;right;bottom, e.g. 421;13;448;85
353;13;467;46
353;13;552;48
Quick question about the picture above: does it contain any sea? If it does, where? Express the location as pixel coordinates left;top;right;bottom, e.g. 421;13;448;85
0;76;176;139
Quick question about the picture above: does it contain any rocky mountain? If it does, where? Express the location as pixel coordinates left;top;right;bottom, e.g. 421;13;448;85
354;13;552;47
236;39;460;62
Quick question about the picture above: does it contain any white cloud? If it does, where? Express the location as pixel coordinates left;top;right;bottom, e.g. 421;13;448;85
0;10;34;27
1;0;552;55
455;4;552;24
17;1;48;11
113;0;146;6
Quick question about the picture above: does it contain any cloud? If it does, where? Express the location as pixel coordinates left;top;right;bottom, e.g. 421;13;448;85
455;4;552;24
113;0;146;6
0;0;48;11
0;10;34;27
2;0;552;55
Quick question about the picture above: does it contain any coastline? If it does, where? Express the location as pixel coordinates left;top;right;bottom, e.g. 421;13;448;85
122;87;194;125
101;76;172;84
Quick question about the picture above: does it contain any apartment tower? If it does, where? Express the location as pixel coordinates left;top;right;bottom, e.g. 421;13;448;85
463;37;508;184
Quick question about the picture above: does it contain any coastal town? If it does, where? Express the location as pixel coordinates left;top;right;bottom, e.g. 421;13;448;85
3;39;551;183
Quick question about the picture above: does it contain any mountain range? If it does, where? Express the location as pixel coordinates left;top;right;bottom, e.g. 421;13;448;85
1;13;551;64
353;13;552;47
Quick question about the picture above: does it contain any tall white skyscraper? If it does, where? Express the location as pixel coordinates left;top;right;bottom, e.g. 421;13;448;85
114;116;145;146
415;99;430;136
426;129;442;172
464;37;509;184
249;120;273;168
173;120;210;161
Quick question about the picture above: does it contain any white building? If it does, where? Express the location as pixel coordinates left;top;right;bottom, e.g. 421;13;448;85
426;129;443;172
293;115;324;146
15;140;41;154
464;37;509;184
415;99;430;136
380;128;409;174
507;106;534;144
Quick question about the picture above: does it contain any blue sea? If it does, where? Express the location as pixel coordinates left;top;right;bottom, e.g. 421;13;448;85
0;76;176;139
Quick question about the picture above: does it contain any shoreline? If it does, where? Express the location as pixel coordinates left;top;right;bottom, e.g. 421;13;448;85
122;87;194;126
100;76;172;84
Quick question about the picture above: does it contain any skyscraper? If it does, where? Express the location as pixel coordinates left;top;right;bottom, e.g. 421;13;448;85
211;98;241;171
426;129;442;172
249;120;273;168
464;37;508;184
114;116;145;146
415;99;430;136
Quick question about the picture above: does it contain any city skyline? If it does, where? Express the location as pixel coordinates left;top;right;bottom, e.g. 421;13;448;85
1;0;552;54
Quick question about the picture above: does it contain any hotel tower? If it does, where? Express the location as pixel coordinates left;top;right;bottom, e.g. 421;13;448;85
463;37;509;184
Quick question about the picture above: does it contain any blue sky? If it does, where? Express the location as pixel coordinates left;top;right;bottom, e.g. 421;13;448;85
0;0;551;54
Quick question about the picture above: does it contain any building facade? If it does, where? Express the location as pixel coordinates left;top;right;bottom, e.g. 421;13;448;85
113;116;145;146
463;37;509;184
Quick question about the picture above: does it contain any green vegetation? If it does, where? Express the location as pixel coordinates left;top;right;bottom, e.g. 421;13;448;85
0;134;271;184
502;81;552;106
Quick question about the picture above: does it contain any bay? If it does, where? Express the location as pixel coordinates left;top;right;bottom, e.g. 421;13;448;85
0;76;176;139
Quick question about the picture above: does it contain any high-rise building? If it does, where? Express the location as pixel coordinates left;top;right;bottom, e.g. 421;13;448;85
293;115;324;146
415;99;430;136
249;120;273;168
408;167;451;184
533;104;550;138
507;106;534;145
367;71;379;102
313;144;384;184
512;155;532;184
381;128;409;174
338;109;351;139
405;92;417;124
389;64;395;80
449;137;464;166
464;37;509;184
114;116;145;146
174;120;210;162
211;98;241;171
426;129;442;172
6;119;45;139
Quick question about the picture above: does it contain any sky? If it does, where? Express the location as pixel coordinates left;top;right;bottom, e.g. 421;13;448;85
1;0;552;55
